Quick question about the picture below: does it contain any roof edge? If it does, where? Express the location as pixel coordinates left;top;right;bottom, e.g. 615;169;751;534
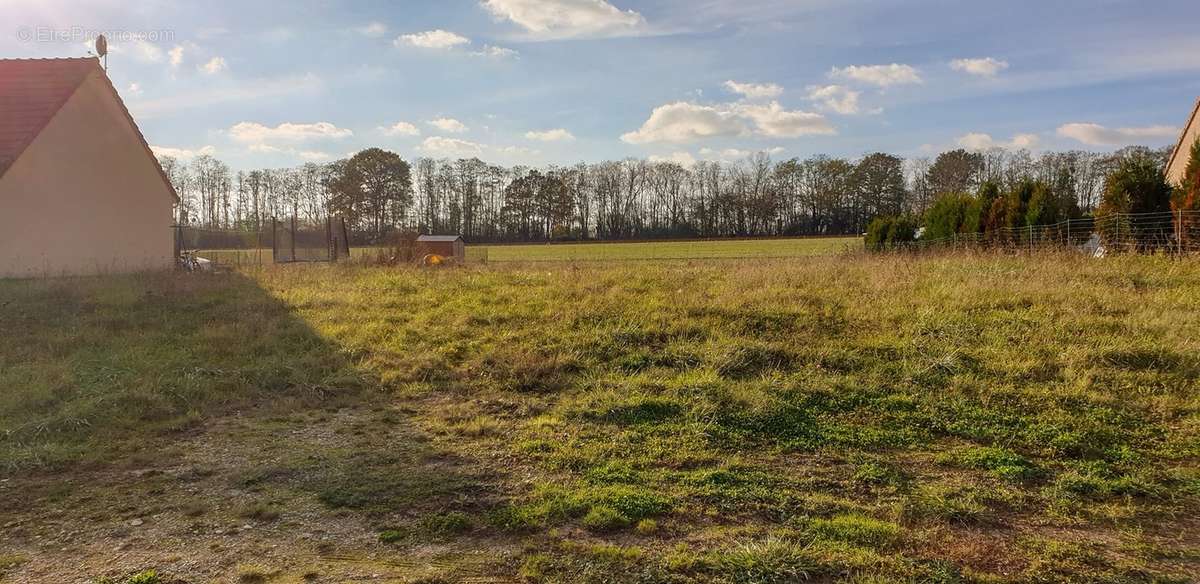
0;57;99;181
88;67;180;203
1166;96;1200;177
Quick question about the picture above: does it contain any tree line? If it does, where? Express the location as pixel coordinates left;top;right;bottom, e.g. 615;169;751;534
865;145;1193;250
159;145;1167;244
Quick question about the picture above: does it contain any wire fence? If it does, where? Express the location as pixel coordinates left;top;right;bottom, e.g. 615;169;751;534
909;210;1200;255
174;217;348;267
174;220;488;267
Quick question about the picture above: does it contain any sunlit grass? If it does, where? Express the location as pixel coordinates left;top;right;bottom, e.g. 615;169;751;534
477;236;860;261
191;236;860;265
1;251;1197;582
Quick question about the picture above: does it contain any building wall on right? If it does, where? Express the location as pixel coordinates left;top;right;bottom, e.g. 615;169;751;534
1166;98;1200;187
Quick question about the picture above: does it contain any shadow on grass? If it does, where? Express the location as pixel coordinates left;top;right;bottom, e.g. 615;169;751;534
0;270;489;519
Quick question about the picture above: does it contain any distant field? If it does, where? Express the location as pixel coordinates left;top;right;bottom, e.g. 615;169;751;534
2;252;1197;582
477;236;861;261
193;236;861;265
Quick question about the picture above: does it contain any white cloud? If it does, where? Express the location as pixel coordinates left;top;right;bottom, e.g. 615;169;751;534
621;100;832;144
699;147;750;161
418;136;485;156
396;29;471;49
1056;123;1179;146
829;63;922;87
957;132;1040;151
168;45;184;67
229;121;353;144
735;101;836;138
621;102;747;144
298;150;334;161
1010;134;1040;150
472;45;519;58
151;145;216;160
428;118;469;133
248;144;284;154
125;39;164;63
380;121;421;137
724;80;783;100
950;57;1009;78
199;56;227;75
525;128;575;142
806;85;864;115
126;82;143;98
649;151;697;167
481;0;647;39
358;22;388;37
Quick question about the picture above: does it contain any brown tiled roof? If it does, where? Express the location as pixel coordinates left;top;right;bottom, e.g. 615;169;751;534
0;57;178;202
0;58;97;178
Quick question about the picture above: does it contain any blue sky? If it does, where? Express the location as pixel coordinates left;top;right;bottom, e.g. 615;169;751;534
5;0;1200;170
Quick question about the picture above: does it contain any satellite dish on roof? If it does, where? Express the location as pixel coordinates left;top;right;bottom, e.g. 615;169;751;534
95;35;108;70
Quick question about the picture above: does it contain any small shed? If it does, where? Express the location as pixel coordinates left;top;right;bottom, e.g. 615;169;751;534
415;234;465;262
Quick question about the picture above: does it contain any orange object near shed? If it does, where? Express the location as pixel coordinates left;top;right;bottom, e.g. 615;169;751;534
415;234;465;262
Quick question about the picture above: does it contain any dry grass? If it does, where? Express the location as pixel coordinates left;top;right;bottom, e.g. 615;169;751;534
1;249;1198;582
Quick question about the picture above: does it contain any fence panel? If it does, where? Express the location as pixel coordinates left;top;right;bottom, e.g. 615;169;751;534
174;217;350;267
174;225;272;266
908;210;1200;255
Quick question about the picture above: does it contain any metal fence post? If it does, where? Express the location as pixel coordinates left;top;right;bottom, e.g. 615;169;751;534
327;216;335;262
342;218;350;260
1180;209;1185;256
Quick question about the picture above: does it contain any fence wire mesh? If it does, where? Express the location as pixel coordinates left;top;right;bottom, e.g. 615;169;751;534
272;217;349;263
173;217;350;267
910;210;1200;255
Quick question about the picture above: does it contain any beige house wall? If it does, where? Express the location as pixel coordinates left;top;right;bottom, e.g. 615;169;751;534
0;72;175;278
1166;99;1200;187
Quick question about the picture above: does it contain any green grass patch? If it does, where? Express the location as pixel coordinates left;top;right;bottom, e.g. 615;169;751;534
3;252;1199;583
937;445;1042;482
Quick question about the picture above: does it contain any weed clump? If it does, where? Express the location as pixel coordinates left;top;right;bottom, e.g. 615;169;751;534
489;483;671;532
938;445;1041;482
704;538;818;584
807;514;901;548
582;505;631;531
126;570;162;584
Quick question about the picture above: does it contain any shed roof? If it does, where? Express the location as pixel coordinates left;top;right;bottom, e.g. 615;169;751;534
417;235;464;242
0;57;178;201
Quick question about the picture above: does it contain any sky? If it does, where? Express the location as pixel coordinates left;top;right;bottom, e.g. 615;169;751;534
4;0;1200;171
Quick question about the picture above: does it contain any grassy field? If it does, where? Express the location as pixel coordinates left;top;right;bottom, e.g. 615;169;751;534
1;252;1198;583
475;236;861;262
192;236;860;265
